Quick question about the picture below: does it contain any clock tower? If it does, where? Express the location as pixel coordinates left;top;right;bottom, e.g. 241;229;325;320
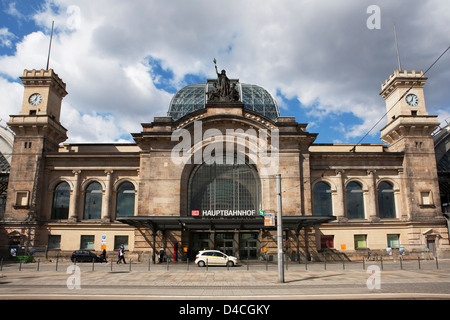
5;69;68;225
379;69;441;220
380;69;429;122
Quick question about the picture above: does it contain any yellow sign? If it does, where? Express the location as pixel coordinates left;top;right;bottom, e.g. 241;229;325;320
340;244;346;250
263;247;267;253
101;244;107;250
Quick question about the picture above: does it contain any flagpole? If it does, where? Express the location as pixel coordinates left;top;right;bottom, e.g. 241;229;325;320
46;21;54;70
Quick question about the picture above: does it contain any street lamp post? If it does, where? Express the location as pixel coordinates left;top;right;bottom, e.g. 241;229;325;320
276;174;284;283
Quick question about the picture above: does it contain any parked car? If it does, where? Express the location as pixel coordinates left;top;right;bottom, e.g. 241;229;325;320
195;250;238;267
71;250;103;262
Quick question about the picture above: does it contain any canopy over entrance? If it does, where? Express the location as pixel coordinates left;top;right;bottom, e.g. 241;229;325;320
117;215;335;232
118;215;335;262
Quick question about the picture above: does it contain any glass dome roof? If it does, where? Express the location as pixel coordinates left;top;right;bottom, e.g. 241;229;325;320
167;81;280;122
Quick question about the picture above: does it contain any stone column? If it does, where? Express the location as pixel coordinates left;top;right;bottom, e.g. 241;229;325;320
68;170;80;222
335;170;346;222
367;170;379;222
101;170;113;222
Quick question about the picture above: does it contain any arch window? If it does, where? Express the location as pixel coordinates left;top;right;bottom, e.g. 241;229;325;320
83;182;102;220
313;182;333;216
188;155;261;213
51;182;70;219
346;181;365;219
378;181;396;219
116;182;135;217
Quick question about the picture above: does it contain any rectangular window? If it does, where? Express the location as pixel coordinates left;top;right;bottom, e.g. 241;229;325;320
48;235;61;249
420;191;433;205
114;236;128;250
15;191;29;207
387;234;400;248
80;235;95;249
321;235;334;249
354;235;367;249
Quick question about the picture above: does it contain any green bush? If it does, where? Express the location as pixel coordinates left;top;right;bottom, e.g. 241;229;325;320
14;256;33;263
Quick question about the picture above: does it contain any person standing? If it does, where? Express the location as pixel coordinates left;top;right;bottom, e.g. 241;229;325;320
117;246;126;264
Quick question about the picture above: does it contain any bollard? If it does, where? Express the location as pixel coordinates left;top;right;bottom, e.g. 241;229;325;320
418;257;421;270
166;257;169;271
37;258;40;271
400;256;403;270
111;259;113;271
187;258;189;271
266;257;268;271
436;256;439;269
19;259;22;271
92;258;95;271
55;256;58;271
305;257;308;271
324;256;326;270
148;257;151;271
129;259;132;272
342;257;345;270
362;257;365;270
206;258;208;271
380;256;383;271
0;258;3;271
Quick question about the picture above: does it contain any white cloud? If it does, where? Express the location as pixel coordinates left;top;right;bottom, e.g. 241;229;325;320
1;0;449;143
0;77;23;121
0;28;15;47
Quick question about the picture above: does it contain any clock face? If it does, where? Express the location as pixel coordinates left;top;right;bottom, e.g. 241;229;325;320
405;93;419;107
28;93;42;106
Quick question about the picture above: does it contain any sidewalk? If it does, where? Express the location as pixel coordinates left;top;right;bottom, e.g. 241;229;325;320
0;260;449;300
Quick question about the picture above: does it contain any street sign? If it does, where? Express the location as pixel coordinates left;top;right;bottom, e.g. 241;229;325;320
258;210;264;216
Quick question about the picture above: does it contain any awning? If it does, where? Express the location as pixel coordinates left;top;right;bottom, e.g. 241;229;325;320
117;215;335;233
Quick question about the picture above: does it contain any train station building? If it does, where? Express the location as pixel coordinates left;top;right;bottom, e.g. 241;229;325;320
0;66;449;261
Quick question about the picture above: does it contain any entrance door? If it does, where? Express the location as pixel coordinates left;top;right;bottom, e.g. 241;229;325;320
240;233;258;259
215;233;234;256
191;232;210;259
427;239;436;257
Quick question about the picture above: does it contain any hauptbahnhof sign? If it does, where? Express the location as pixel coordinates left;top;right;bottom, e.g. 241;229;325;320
191;209;256;218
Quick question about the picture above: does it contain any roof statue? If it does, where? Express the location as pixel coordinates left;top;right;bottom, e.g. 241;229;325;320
167;59;280;122
207;59;239;103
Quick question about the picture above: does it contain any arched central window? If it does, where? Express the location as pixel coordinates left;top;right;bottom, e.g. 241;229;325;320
188;155;261;213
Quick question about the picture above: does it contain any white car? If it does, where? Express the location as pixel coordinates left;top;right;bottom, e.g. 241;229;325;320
195;250;238;267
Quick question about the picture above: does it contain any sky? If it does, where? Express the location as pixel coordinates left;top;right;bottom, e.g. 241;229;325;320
0;0;449;144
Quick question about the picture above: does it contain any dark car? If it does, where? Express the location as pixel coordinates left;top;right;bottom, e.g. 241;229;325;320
71;250;102;262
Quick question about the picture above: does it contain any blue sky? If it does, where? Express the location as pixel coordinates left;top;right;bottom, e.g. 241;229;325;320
1;0;449;144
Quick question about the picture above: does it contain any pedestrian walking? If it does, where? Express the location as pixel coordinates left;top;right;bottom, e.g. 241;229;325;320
100;249;107;263
159;248;165;263
117;246;126;264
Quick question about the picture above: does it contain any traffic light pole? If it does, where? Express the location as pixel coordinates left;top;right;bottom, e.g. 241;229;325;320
276;174;284;283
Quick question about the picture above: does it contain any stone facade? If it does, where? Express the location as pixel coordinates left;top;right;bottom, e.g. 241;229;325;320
0;67;448;261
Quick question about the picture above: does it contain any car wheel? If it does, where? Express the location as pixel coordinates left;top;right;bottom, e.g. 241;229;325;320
226;261;234;267
198;261;205;267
